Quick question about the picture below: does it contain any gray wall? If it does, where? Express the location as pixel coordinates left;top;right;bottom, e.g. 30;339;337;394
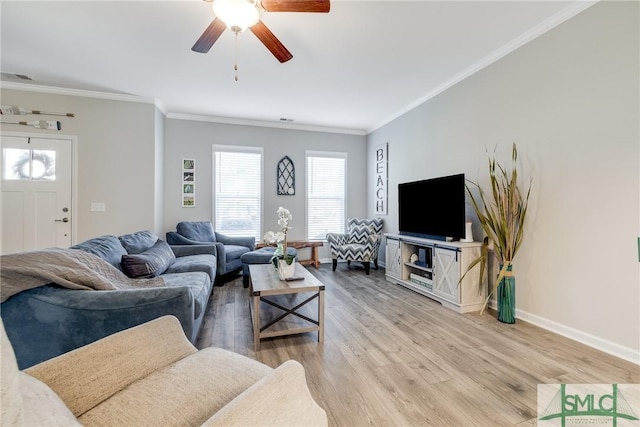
367;1;639;358
164;118;367;258
0;89;161;241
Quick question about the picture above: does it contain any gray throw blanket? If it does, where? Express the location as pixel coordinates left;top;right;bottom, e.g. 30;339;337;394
1;247;165;303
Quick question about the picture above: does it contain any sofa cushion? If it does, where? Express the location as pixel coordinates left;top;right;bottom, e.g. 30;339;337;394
20;373;82;426
203;360;328;427
165;254;216;284
119;231;159;254
177;222;216;243
70;235;127;270
78;347;272;426
121;240;176;278
2;318;24;426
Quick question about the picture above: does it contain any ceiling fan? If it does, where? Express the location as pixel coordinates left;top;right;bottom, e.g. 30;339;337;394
192;0;330;63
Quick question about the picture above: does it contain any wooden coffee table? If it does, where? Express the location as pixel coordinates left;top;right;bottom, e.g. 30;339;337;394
248;263;325;350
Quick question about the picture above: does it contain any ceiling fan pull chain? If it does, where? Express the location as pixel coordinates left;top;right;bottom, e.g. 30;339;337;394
234;32;239;82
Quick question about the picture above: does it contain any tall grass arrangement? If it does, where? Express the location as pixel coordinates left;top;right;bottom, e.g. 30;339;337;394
465;143;532;314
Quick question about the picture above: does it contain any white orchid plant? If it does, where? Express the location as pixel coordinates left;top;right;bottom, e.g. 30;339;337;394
263;206;295;266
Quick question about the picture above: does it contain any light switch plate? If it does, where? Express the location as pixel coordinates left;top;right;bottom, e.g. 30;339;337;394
91;202;106;212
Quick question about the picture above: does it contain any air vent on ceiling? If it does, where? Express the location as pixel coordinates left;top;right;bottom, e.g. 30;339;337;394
279;118;294;122
1;72;33;81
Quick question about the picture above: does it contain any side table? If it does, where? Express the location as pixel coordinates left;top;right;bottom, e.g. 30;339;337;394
256;240;323;268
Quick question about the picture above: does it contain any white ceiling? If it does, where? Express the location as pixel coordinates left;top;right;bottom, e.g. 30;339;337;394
1;0;592;134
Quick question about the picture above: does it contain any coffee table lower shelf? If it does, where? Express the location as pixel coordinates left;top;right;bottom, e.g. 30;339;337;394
249;263;325;350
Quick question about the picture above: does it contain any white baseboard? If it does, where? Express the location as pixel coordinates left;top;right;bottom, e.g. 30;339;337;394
488;300;639;365
514;308;640;365
357;261;639;365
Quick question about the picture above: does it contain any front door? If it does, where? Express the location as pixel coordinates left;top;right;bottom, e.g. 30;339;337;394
1;134;73;254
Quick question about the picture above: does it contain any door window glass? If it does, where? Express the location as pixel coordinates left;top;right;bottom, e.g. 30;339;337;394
3;148;56;181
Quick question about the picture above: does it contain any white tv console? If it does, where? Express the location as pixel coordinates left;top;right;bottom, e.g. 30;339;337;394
384;234;487;313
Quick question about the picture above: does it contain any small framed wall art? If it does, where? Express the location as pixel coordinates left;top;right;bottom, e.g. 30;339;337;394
182;159;195;207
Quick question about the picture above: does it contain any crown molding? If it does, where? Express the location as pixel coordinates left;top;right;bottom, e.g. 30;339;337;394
367;0;600;134
166;112;367;136
0;81;364;135
0;81;167;115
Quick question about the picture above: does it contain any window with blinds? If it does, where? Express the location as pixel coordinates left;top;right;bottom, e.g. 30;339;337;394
212;146;262;240
306;151;346;240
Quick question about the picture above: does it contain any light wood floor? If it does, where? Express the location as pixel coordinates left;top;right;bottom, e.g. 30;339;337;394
198;264;639;427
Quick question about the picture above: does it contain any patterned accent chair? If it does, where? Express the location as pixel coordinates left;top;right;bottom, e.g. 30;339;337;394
326;218;384;275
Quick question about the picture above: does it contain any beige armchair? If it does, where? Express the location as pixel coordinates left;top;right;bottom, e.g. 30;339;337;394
1;315;327;426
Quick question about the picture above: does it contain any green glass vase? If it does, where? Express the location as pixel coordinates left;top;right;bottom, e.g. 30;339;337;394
497;265;515;324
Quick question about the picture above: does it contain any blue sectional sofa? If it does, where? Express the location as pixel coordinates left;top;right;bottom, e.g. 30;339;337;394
0;231;217;369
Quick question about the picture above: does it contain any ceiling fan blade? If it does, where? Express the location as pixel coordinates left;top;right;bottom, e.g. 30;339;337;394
192;18;227;53
260;0;330;13
250;21;293;63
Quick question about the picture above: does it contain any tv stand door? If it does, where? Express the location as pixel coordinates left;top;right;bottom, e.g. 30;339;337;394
433;247;460;303
385;237;401;280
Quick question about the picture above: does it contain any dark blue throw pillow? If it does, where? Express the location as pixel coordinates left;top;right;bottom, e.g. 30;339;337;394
121;240;175;278
118;230;159;255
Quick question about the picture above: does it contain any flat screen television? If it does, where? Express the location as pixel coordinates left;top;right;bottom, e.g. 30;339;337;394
398;173;466;241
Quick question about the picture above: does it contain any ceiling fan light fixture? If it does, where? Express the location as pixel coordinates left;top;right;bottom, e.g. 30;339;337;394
212;0;260;33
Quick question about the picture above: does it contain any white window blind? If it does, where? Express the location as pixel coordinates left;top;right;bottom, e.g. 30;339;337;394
306;152;346;240
213;146;262;240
